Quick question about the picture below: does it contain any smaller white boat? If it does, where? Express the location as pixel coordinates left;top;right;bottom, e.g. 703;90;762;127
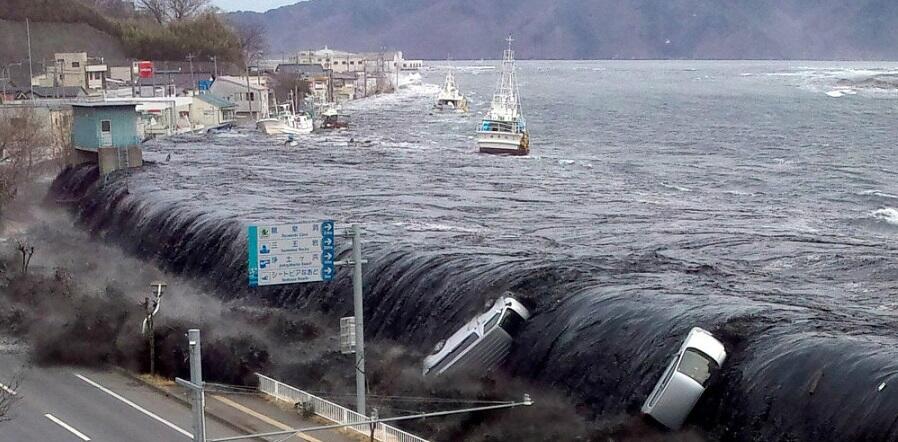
257;103;314;135
319;107;350;130
434;71;468;112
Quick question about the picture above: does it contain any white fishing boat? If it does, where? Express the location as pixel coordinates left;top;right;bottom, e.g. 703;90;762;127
434;70;468;112
476;36;529;156
257;103;314;135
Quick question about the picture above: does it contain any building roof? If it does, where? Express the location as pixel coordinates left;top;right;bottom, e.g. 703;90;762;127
300;47;356;57
10;86;87;98
72;102;139;108
276;63;327;77
137;72;214;90
35;86;87;98
357;51;402;60
212;76;268;91
331;71;358;80
195;93;236;108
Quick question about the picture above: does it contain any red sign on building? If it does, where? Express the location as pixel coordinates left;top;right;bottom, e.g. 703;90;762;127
137;61;154;78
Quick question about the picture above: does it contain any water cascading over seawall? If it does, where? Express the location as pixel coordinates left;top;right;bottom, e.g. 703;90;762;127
50;164;898;441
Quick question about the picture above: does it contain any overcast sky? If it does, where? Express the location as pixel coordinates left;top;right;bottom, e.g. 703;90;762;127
212;0;299;12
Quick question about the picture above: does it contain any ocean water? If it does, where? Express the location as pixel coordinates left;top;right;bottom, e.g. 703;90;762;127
56;61;898;440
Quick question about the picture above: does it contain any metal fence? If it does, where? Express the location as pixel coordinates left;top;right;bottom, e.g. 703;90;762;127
256;373;429;442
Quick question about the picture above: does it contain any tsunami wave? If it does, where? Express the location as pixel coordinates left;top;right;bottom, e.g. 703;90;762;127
50;165;898;441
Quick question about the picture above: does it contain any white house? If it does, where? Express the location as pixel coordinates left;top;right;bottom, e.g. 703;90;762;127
209;76;270;118
190;93;236;129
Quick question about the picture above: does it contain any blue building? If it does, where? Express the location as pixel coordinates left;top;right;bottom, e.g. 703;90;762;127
71;102;143;174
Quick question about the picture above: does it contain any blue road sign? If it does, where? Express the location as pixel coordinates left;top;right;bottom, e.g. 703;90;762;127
248;220;336;287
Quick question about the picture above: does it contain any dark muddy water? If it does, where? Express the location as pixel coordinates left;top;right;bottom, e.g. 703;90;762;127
55;61;898;440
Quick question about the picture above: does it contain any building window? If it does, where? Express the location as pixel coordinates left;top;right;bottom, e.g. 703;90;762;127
350;61;355;65
249;92;255;101
101;120;111;132
72;61;80;68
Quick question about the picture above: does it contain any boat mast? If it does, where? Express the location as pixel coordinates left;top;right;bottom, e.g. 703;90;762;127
492;35;518;117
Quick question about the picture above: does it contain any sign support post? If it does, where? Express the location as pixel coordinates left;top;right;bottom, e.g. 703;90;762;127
176;329;207;442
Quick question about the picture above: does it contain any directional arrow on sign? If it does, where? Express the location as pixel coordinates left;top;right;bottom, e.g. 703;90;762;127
323;237;334;246
323;251;334;261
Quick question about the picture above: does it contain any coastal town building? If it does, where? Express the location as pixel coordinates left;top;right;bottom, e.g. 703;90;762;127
33;52;109;94
295;48;365;73
209;75;271;118
291;48;423;97
70;102;143;174
274;63;330;106
190;93;237;130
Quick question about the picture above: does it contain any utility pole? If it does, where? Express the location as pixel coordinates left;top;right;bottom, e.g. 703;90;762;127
26;18;34;105
176;329;207;442
142;282;166;376
210;56;218;78
187;54;196;94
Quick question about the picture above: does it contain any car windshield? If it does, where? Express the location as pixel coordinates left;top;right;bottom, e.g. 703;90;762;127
677;349;719;386
498;309;526;336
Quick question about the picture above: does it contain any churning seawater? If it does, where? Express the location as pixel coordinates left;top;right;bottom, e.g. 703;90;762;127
56;61;898;440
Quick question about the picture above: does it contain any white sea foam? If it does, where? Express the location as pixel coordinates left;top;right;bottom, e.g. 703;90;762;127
860;190;898;199
660;182;692;192
872;208;898;226
396;221;482;233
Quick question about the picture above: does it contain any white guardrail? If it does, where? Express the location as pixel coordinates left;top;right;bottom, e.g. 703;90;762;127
256;373;429;442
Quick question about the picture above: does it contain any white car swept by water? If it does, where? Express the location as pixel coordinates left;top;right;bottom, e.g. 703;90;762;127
422;295;530;377
641;327;727;430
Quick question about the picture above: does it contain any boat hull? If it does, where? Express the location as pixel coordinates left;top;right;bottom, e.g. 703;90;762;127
434;99;468;113
257;119;313;135
476;131;529;156
256;119;282;135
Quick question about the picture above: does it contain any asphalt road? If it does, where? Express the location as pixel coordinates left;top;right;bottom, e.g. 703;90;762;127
0;353;243;442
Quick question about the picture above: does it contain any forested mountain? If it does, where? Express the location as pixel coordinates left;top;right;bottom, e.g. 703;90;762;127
229;0;898;59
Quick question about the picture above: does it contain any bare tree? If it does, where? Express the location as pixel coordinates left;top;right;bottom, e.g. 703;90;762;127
15;239;34;275
0;109;50;219
136;0;169;24
167;0;210;21
235;21;269;68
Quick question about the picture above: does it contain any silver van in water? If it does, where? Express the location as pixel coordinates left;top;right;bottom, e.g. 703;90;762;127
641;327;727;430
422;296;531;377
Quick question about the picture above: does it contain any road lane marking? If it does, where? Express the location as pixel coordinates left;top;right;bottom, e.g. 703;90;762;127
211;395;322;442
45;413;91;441
75;373;193;439
0;382;16;395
